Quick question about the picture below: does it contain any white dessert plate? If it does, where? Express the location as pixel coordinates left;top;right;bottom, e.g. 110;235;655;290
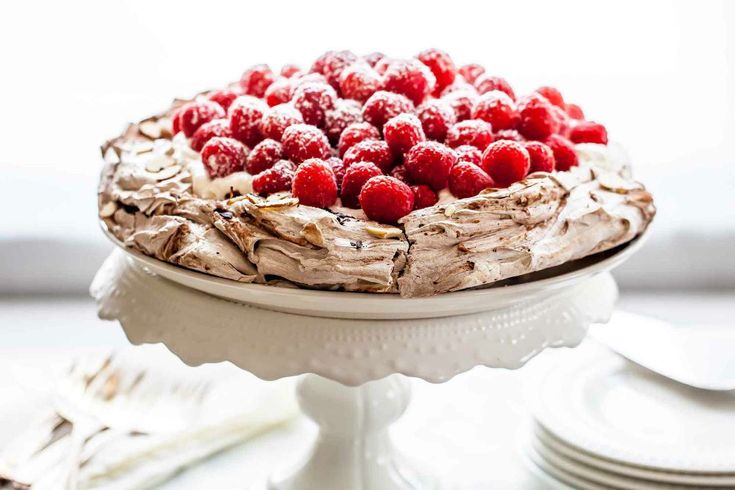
101;223;646;319
534;423;735;487
532;345;735;473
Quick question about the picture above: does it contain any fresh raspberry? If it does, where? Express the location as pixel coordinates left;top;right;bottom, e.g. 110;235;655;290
411;184;438;209
310;51;332;75
281;124;331;164
373;57;394;75
359;176;415;224
565;103;585;120
417;99;456;142
481;140;530;188
390;164;409;183
290;73;329;95
458;63;485;84
474;74;516;100
324;99;363;144
417;49;456;94
280;64;302;78
362;91;415;130
517;94;560;141
171;108;182;134
552;105;572;137
252;160;296;196
228;96;268;146
535;86;565;107
383;113;426;157
246;139;283;174
569;121;608;144
404;141;457;191
442;90;478;122
472;90;519;131
240;64;275;98
337;122;380;157
178;100;226;137
524;141;556;173
453;145;482;166
363;52;385;67
191;119;233;152
317;50;358;90
449;161;495;198
381;59;436;105
545;134;579;171
343;139;394;172
440;79;478;96
208;90;239;111
340;161;383;208
291;82;337;127
494;129;525;142
445;119;494;151
201;137;248;179
339;62;381;103
292;158;338;208
328;156;346;190
260;104;304;141
264;78;293;107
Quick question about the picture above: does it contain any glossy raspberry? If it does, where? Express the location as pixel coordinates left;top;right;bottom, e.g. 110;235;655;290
535;86;564;107
343;139;394;173
440;79;478;96
545;134;579;171
252;160;296;196
404;141;457;191
458;63;485;84
363;52;385;67
328;157;346;190
317;50;358;90
565;103;585;120
171;109;182;134
449;161;495;198
292;159;338;208
552;105;572;137
338;122;381;157
362;91;415;130
240;64;275;98
264;78;293;107
481;140;530;188
417;99;456;142
390;164;409;183
524;141;556;173
339;63;381;103
340;161;383;208
228;96;267;146
417;49;456;94
381;59;436;105
474;74;516;100
246;139;283;175
373;57;394;75
445;120;494;151
191;119;233;152
324;99;363;144
411;184;438;209
280;64;302;78
290;73;329;96
454;145;482;166
281;124;331;164
383;113;426;157
517;94;560;141
292;82;337;127
260;104;304;141
201;137;248;179
442;90;478;122
178;100;226;137
208;90;239;111
494;129;525;142
472;90;519;131
569;121;608;144
359;176;415;224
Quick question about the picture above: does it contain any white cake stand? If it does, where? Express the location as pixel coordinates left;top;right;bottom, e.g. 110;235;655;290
90;234;643;490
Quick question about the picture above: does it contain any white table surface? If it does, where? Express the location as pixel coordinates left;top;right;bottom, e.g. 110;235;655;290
0;291;733;489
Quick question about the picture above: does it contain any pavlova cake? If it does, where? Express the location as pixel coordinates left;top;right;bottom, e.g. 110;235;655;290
98;49;655;297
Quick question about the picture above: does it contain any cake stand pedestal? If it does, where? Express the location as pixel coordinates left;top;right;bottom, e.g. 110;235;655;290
91;250;619;490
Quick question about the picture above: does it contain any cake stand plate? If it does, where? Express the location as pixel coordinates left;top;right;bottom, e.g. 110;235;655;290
91;234;637;489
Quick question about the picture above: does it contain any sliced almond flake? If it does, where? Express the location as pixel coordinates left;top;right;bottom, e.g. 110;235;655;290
151;165;182;181
365;225;403;239
99;201;118;218
132;141;155;155
103;147;120;164
139;120;163;139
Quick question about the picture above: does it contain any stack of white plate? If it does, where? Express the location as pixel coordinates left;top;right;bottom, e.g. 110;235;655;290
526;346;735;489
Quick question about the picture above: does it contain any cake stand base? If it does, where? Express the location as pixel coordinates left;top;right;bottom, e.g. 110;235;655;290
253;374;430;490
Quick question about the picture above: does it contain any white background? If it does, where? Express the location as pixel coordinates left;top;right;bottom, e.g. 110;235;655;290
1;0;734;292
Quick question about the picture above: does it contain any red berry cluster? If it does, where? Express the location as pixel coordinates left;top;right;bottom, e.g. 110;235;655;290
171;50;609;224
